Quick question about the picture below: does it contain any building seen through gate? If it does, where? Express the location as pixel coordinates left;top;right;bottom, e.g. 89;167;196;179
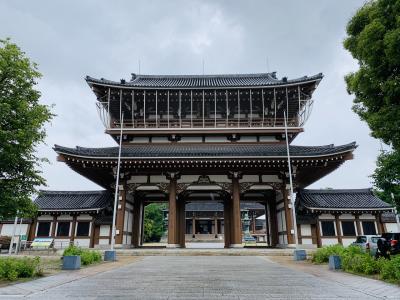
2;72;396;248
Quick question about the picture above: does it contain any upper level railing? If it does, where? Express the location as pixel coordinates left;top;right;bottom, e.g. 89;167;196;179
95;86;314;131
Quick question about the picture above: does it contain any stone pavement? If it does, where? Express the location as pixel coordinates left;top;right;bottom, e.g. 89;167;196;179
0;256;399;299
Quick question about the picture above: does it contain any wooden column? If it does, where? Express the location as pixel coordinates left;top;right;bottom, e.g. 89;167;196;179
214;214;218;238
115;185;126;245
28;219;37;241
334;214;342;245
177;199;186;248
376;213;384;234
70;215;77;243
51;215;57;238
89;218;96;248
230;175;242;247
140;204;145;246
167;173;180;247
192;215;196;238
264;202;271;246
224;197;231;248
268;199;278;247
132;198;142;247
354;214;362;235
315;216;322;247
282;186;294;245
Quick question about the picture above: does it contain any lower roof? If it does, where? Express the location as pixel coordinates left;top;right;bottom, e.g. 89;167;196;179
35;190;112;212
54;142;356;159
296;188;393;213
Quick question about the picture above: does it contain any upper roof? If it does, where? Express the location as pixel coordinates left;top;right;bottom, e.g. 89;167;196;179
35;190;112;212
86;72;323;89
54;142;356;159
297;188;393;212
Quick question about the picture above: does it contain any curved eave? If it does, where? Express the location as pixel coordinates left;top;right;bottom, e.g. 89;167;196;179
53;142;357;160
85;73;323;90
53;143;356;189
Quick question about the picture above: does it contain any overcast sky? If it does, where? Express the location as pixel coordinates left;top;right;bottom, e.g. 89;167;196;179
1;0;383;191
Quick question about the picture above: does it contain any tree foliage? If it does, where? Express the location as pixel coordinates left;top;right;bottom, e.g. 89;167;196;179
344;0;400;208
0;39;53;219
143;203;166;242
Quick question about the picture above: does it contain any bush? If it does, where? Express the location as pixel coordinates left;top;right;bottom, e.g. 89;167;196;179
312;244;346;263
313;244;400;284
62;245;102;266
379;256;400;282
0;257;41;281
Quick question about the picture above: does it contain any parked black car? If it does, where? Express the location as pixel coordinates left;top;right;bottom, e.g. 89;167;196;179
381;233;400;255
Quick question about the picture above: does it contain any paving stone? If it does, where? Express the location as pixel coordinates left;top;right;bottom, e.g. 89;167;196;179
0;256;398;299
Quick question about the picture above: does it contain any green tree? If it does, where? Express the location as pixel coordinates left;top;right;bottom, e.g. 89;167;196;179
343;0;400;208
0;39;53;219
143;203;166;242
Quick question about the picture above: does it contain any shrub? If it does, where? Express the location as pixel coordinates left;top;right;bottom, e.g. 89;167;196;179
312;244;346;263
379;256;400;282
63;245;102;266
342;252;378;275
0;257;41;281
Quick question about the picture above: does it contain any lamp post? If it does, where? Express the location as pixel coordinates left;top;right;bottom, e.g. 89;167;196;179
284;111;299;249
105;115;124;261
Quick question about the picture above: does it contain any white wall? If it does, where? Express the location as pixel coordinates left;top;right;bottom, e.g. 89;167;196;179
99;225;110;237
74;239;90;247
321;238;339;246
300;224;311;236
385;223;399;233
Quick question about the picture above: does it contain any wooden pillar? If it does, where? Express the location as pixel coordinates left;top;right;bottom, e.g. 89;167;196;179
334;214;342;245
28;219;37;241
70;215;77;243
132;198;142;247
115;185;126;245
268;199;278;247
354;214;362;235
264;202;271;246
282;187;294;245
230;175;242;247
51;215;57;238
140;204;145;246
214;214;218;238
177;199;185;248
315;216;322;247
376;213;384;234
167;173;180;247
192;215;196;238
89;219;96;248
224;197;231;248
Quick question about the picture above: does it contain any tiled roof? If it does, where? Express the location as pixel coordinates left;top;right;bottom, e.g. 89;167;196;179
297;189;393;211
35;190;112;211
86;72;323;89
54;142;356;159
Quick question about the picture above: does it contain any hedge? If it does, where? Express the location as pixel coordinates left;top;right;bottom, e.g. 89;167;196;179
63;245;102;265
0;257;42;281
312;244;400;284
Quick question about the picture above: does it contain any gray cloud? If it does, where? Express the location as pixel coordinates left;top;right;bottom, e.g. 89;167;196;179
0;0;380;191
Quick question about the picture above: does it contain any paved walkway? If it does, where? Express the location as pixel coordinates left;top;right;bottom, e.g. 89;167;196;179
0;256;398;299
